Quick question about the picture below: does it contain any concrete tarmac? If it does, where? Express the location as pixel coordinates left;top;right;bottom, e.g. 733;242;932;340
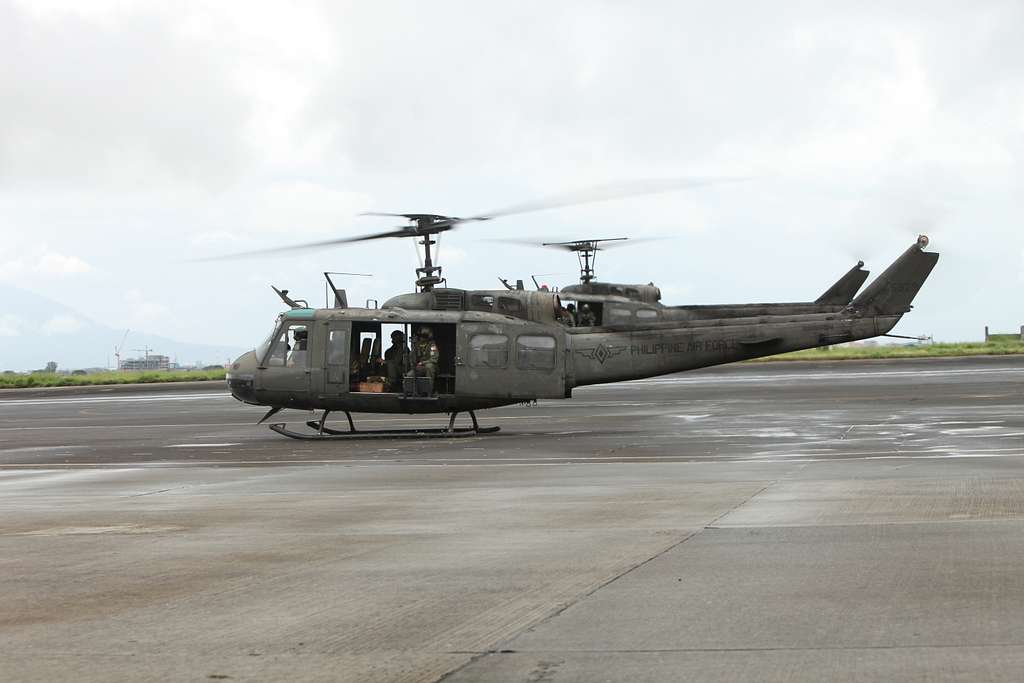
1;356;1022;681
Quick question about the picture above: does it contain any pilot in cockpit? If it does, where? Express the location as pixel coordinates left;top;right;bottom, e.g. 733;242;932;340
287;328;308;367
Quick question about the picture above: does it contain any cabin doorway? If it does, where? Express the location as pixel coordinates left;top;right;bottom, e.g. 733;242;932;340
348;321;457;395
562;300;603;327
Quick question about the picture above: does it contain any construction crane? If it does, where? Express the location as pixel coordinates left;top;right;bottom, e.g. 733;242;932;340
131;347;154;360
113;329;130;370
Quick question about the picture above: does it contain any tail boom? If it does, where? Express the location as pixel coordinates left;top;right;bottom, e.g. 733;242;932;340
569;236;939;387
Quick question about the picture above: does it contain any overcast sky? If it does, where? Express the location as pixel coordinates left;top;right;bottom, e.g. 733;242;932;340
1;0;1021;359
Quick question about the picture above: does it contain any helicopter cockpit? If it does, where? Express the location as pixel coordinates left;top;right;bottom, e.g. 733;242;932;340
262;323;310;368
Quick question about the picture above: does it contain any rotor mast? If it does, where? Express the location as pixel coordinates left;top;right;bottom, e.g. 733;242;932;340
542;237;629;284
580;244;596;284
414;217;445;291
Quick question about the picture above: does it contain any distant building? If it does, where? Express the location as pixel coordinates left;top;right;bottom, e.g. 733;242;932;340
120;354;171;371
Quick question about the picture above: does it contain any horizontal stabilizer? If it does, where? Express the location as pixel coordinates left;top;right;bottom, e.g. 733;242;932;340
850;236;939;315
816;261;870;305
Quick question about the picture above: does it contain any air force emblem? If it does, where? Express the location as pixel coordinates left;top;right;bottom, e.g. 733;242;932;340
576;344;627;364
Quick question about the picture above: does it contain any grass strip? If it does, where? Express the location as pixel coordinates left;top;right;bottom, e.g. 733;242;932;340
0;369;227;389
755;341;1024;362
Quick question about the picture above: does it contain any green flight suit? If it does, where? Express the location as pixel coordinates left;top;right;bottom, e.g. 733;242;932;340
411;338;439;380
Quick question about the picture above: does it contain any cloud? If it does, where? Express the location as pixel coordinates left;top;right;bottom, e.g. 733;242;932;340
201;181;372;239
124;290;169;322
41;313;84;335
0;246;95;280
0;2;251;190
0;314;24;337
189;231;249;249
37;251;93;275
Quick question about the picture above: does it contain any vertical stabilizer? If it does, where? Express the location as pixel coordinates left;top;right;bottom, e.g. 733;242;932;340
850;236;939;315
816;261;870;305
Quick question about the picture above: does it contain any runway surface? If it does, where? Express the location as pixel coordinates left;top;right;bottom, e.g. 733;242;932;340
1;356;1022;681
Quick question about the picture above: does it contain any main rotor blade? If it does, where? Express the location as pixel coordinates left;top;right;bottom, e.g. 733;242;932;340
336;227;418;243
587;236;664;249
486;238;556;248
359;212;453;220
487;236;664;251
544;237;629;247
194;227;414;261
456;176;747;225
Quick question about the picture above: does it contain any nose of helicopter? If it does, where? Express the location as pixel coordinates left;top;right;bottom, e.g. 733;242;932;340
226;350;258;404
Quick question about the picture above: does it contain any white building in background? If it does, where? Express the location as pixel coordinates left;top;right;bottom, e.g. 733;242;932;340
119;354;170;371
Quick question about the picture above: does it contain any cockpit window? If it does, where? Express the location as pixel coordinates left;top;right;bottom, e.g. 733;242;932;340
255;316;283;362
286;325;309;367
261;322;309;368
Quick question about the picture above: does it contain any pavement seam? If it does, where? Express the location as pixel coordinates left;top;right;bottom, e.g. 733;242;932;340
434;481;779;682
701;481;777;529
453;642;1024;653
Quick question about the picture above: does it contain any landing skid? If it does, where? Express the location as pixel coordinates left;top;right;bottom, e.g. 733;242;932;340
267;410;500;440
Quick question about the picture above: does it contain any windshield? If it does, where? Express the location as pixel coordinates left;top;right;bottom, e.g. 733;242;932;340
255;315;284;362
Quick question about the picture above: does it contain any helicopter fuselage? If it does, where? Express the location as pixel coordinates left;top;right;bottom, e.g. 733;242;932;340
227;235;936;418
228;304;901;414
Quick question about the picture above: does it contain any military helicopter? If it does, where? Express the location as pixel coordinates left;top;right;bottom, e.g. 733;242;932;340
499;237;872;328
220;184;939;439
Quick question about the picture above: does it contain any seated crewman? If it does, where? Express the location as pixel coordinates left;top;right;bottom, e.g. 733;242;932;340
405;326;439;395
577;303;596;327
564;303;577;326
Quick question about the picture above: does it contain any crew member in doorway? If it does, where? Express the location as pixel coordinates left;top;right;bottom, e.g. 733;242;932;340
564;303;577;326
384;330;410;392
577;304;596;327
407;326;439;395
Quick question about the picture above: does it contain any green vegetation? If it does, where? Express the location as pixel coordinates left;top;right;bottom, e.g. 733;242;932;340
0;369;227;389
757;339;1024;362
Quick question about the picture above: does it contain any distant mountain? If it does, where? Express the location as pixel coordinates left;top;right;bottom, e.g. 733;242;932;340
0;283;245;372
